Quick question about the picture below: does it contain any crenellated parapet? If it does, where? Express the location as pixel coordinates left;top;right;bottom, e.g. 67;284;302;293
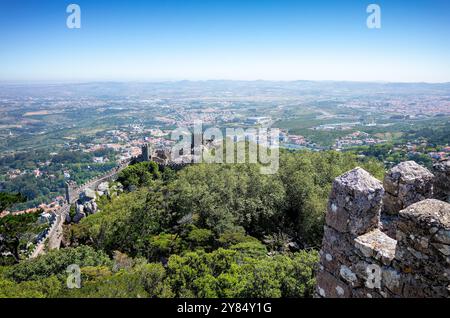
64;157;134;204
316;161;450;298
383;161;434;215
433;160;450;203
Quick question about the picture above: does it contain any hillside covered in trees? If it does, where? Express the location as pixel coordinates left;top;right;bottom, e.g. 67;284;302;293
0;150;384;298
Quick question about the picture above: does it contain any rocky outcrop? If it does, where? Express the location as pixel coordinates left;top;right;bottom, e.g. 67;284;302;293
72;190;99;223
97;181;109;196
316;162;450;298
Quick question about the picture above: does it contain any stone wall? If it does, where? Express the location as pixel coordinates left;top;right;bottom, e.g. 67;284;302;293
434;160;450;203
29;204;69;258
383;161;434;215
28;145;183;258
316;160;450;298
29;159;133;259
65;158;133;204
64;145;188;205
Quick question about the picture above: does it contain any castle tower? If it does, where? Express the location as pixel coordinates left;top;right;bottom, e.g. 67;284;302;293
64;181;72;204
141;143;151;162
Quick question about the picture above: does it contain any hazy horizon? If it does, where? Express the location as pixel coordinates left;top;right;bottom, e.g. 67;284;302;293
1;79;450;86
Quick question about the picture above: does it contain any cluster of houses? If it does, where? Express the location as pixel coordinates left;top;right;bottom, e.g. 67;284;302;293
333;131;386;150
0;200;62;223
428;146;450;161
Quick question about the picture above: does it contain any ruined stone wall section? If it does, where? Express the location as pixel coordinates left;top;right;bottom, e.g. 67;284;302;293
316;161;450;298
434;160;450;203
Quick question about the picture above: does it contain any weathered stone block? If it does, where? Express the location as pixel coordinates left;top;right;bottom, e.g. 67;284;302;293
381;268;402;295
316;269;351;298
339;265;359;287
383;161;434;215
325;202;349;233
395;199;450;287
319;247;341;276
397;199;450;236
326;168;383;236
434;229;450;245
433;160;450;203
321;226;353;253
354;229;397;266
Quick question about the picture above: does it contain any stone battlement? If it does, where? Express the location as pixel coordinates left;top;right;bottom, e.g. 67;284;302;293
64;157;133;204
316;160;450;298
64;144;189;204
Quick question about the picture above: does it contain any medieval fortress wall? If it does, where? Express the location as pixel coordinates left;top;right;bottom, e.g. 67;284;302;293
64;158;133;204
316;160;450;298
30;144;188;258
31;155;143;258
30;155;137;259
29;204;69;258
64;144;189;204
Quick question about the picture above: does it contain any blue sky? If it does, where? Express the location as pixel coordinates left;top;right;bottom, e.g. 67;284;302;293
0;0;449;82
